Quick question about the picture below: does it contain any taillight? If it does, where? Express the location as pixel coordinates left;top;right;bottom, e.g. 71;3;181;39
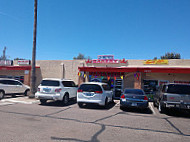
55;88;62;93
95;91;103;94
144;96;148;100
120;94;125;99
37;88;40;92
77;89;83;92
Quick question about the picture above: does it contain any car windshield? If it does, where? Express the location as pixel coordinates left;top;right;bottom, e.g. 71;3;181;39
124;89;144;95
79;84;102;92
41;80;60;87
166;84;190;95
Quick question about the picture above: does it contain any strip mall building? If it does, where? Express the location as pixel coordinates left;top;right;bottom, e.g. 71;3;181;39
1;55;190;99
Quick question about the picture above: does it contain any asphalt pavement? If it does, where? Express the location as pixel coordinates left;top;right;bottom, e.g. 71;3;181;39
0;96;190;142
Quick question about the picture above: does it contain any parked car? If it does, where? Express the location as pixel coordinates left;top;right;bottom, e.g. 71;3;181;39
0;78;30;99
120;88;149;110
77;82;113;108
154;83;190;113
35;78;78;105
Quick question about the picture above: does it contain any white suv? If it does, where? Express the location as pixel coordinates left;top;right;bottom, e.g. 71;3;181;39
35;78;78;105
0;78;30;99
77;82;113;108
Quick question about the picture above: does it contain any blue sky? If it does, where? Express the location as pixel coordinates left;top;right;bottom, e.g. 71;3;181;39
0;0;190;60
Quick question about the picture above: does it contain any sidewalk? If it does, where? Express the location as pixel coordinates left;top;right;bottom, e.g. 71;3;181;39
1;96;39;104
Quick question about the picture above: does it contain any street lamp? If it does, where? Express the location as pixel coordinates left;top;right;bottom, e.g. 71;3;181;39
29;0;38;98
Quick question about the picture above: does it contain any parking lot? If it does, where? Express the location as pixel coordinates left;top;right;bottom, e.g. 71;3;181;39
0;96;190;142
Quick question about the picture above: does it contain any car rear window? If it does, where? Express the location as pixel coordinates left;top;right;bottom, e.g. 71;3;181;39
124;89;144;95
166;84;190;95
79;84;102;92
62;81;76;87
41;80;60;86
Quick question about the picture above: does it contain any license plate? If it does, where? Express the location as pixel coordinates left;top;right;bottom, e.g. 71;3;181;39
43;88;51;93
85;93;93;96
131;103;137;106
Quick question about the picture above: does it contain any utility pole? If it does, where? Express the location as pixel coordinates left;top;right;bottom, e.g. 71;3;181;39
29;0;38;98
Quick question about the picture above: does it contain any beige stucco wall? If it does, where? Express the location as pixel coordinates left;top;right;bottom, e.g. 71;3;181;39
36;60;85;85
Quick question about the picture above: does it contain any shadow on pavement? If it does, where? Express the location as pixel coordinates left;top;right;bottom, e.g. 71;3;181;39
121;107;153;114
78;102;116;110
164;109;190;118
3;94;26;99
39;99;77;107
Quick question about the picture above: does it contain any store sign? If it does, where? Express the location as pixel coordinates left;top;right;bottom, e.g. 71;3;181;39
144;59;168;65
0;60;13;66
86;55;127;64
17;60;30;65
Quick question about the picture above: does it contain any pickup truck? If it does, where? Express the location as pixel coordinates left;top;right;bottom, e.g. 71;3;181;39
35;78;78;105
153;83;190;113
0;78;30;99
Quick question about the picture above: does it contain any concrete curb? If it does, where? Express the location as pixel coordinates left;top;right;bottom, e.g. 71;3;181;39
1;97;39;104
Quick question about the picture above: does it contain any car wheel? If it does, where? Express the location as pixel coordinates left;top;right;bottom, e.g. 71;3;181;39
63;94;69;105
153;101;157;107
111;96;114;103
158;102;165;113
78;102;84;108
0;91;5;100
40;99;47;104
104;97;108;108
24;90;30;96
120;106;125;110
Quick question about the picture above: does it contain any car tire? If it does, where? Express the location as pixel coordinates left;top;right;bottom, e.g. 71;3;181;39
111;96;114;103
153;101;157;107
78;102;84;108
63;94;69;105
0;91;5;100
104;97;108;108
158;102;166;113
24;90;30;96
120;106;125;110
40;99;47;104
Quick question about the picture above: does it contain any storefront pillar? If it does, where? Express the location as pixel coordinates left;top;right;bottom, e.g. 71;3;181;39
134;72;142;89
24;70;31;86
78;76;85;86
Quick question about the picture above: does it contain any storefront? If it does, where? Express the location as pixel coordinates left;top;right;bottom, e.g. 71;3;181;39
0;60;40;86
78;55;190;100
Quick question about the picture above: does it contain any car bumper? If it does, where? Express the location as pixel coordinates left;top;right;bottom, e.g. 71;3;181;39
35;92;62;101
77;98;105;106
161;101;190;110
120;99;148;109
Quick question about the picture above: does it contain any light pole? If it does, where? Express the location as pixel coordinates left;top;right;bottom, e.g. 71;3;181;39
29;0;38;98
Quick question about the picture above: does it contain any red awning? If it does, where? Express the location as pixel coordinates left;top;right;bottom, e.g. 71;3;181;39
0;66;40;70
78;67;190;74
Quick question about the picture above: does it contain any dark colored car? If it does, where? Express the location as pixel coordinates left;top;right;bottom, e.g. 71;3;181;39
120;89;149;110
154;83;190;113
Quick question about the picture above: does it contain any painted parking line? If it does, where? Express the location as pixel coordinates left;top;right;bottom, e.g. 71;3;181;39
149;102;156;115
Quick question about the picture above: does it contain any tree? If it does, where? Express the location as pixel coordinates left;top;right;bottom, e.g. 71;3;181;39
14;58;25;60
73;53;91;60
0;46;8;60
161;52;181;59
153;52;181;59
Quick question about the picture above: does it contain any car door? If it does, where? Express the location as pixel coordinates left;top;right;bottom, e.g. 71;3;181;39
13;80;25;93
102;84;113;102
62;81;76;98
69;81;77;98
5;80;18;94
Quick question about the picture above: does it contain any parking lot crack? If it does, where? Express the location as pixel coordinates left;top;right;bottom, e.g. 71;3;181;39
93;112;120;123
164;118;184;135
44;107;72;116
